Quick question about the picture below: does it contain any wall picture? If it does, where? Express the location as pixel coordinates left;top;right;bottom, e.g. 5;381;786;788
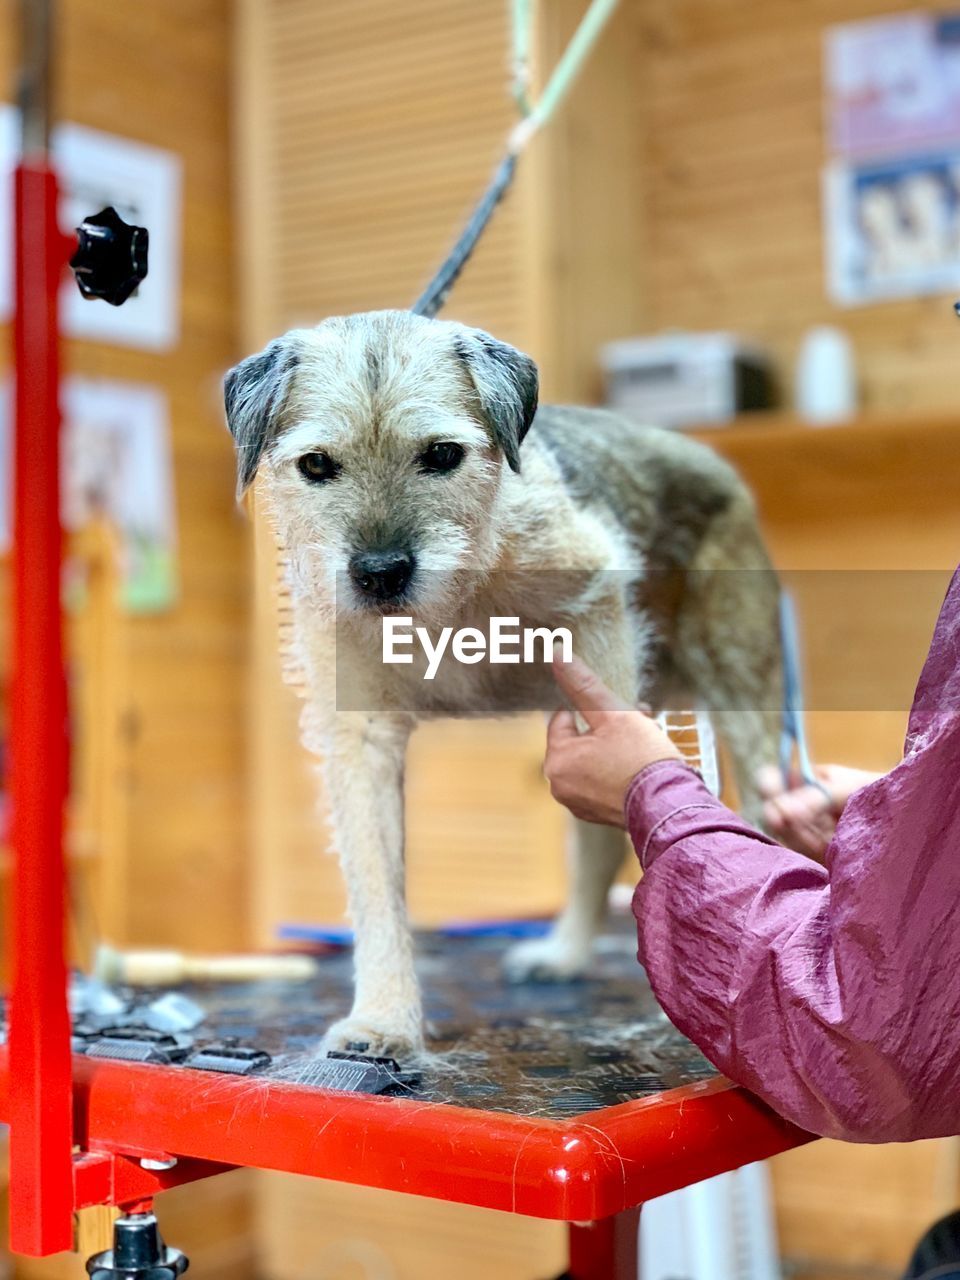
827;12;960;155
825;12;960;306
0;379;178;611
825;149;960;305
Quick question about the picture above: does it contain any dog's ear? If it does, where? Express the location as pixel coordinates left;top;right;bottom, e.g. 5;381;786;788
223;337;299;497
454;328;539;473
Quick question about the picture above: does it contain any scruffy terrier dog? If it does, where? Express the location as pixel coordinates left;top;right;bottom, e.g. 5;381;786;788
224;309;781;1059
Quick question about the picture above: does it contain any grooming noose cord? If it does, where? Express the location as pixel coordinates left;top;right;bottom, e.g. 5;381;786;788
411;0;821;791
412;0;620;319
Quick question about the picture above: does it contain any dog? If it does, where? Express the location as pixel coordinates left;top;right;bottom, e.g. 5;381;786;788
224;309;782;1059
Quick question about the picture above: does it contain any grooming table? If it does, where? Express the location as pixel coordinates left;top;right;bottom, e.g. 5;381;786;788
0;919;812;1278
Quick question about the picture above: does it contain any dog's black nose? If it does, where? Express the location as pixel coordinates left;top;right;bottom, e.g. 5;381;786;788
349;549;415;602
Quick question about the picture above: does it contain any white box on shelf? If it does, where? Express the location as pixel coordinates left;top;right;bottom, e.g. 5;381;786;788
600;332;773;430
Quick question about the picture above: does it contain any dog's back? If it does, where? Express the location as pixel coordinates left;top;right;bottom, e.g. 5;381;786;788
527;405;782;818
528;405;760;576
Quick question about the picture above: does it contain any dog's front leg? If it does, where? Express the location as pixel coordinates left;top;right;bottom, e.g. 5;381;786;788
319;710;423;1059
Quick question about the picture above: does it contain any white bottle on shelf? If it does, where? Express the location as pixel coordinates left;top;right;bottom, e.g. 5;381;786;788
795;325;857;424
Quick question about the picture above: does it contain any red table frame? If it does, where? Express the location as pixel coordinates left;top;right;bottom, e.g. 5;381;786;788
0;1047;812;1276
2;116;813;1280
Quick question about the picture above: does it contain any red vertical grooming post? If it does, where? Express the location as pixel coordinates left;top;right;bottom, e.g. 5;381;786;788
7;0;76;1255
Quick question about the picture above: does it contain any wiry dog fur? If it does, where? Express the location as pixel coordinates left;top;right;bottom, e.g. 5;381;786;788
224;310;782;1059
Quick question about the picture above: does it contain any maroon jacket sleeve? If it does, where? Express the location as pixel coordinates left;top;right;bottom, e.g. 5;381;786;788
628;571;960;1143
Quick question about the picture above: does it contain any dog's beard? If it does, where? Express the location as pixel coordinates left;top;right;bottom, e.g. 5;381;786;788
399;527;477;621
285;504;506;629
290;525;491;624
283;540;348;624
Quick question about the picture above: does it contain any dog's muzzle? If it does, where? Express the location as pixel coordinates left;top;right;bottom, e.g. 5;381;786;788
349;548;415;604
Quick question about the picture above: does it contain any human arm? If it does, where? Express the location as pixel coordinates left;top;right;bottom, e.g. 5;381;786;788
546;575;960;1141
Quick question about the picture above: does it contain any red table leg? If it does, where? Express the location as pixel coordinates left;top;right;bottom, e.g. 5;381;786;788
565;1208;641;1280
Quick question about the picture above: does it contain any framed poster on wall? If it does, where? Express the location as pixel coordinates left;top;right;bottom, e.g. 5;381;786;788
0;379;178;611
827;12;960;155
824;11;960;305
825;148;960;304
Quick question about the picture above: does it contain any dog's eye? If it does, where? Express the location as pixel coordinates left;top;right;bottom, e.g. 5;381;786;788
297;452;340;484
419;441;465;474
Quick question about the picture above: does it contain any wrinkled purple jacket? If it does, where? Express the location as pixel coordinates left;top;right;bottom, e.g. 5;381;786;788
628;569;960;1143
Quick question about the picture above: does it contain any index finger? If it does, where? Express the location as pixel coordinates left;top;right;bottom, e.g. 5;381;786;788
551;651;629;729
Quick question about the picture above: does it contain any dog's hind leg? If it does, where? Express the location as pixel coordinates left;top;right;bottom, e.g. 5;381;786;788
504;820;627;981
504;593;640;982
708;707;780;827
674;495;782;828
312;707;424;1059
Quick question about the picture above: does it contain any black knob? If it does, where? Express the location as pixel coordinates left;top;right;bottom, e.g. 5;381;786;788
70;206;148;307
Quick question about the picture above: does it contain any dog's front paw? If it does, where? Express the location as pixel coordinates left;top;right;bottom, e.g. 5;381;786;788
320;1014;424;1062
502;935;591;984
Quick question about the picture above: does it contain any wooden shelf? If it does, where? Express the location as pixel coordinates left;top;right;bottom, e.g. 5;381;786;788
690;413;960;565
693;408;960;449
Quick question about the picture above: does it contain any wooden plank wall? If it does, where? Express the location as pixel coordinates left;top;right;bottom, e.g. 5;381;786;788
642;0;960;415
0;2;255;1277
0;0;249;953
59;0;250;955
524;0;650;398
235;0;529;350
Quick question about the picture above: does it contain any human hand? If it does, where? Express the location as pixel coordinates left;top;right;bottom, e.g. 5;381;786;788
543;653;682;827
756;763;882;858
